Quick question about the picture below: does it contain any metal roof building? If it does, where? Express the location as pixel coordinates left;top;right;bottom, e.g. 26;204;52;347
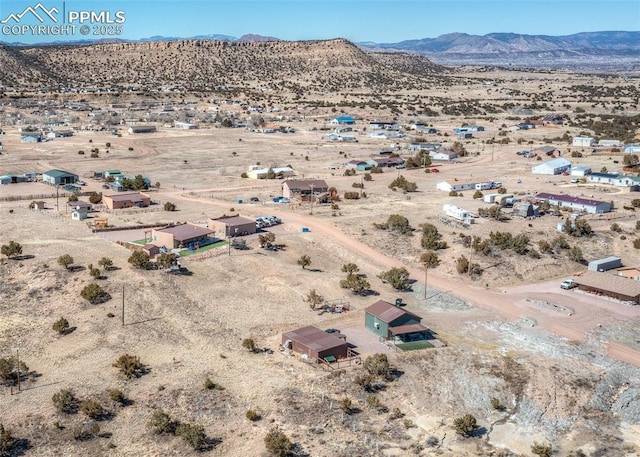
282;326;348;362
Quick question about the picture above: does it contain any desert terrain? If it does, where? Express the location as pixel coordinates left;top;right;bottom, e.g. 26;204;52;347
1;41;640;456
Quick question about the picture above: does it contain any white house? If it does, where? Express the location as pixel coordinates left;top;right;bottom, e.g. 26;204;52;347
246;166;294;180
572;136;595;148
443;204;474;224
436;181;477;192
532;157;572;175
571;166;592;177
430;150;458;161
599;139;621;147
71;206;89;221
587;172;640;188
536;192;611;214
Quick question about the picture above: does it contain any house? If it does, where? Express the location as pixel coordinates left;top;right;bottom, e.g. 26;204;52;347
466;125;485;132
246;166;294;180
174;121;198;129
208;214;257;238
42;169;78;186
346;160;372;171
151;223;215;249
282;326;348;362
364;300;428;340
589;256;622;272
572;136;595;148
104;169;123;180
102;192;151;210
532;157;572;175
282;179;329;201
573;270;640;305
369;121;398;130
535;192;611;214
409;142;441;152
21;132;44;143
587;173;640;189
623;144;640;154
599;139;622;148
324;132;357;142
49;130;74;138
330;116;355;125
70;206;89;221
127;125;157;134
370;130;403;139
366;157;405;168
436;180;477;192
411;125;438;134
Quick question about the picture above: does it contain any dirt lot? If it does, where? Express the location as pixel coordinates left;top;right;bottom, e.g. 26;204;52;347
1;74;640;456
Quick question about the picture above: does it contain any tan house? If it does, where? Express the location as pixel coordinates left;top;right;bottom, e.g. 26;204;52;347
282;179;329;201
151;223;215;249
282;326;348;362
103;192;151;210
208;214;256;238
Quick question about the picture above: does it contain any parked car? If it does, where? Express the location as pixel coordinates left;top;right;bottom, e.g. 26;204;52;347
430;168;440;173
325;328;340;334
571;178;579;183
249;197;259;202
560;279;577;290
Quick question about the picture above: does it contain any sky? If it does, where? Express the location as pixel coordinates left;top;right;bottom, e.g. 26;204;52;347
1;0;639;44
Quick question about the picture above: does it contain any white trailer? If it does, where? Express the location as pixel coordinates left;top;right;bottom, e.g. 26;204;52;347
443;204;474;224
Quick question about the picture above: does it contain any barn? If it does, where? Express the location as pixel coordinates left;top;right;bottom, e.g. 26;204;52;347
532;158;571;175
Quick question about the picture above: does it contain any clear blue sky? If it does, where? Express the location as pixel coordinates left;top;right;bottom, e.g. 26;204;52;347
1;0;638;44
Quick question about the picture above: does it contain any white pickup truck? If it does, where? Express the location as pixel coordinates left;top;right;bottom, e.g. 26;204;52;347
560;279;577;290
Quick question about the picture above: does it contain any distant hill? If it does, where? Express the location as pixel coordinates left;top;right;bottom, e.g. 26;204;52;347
359;31;640;71
0;38;446;91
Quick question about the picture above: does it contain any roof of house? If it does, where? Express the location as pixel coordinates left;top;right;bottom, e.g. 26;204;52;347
154;223;213;241
104;192;149;202
67;200;91;208
282;325;347;352
365;300;421;324
535;192;608;208
283;179;329;191
210;215;255;227
533;146;559;154
43;169;77;178
388;323;429;335
575;270;640;298
533;157;571;169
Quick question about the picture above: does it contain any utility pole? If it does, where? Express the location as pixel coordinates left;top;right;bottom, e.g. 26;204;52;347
468;236;474;278
16;349;21;392
121;284;125;326
491;137;495;162
56;184;60;212
310;183;314;215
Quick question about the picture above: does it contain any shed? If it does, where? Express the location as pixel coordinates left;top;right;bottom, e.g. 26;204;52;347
346;160;372;171
70;206;89;221
282;326;348;362
572;136;595;148
127;125;157;134
571;166;592;177
364;300;426;339
331;116;355;125
588;256;622;272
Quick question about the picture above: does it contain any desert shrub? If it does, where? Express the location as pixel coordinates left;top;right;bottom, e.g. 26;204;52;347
89;192;102;204
341;263;359;274
305;289;324;310
538;240;553;254
1;241;22;259
473;190;483;199
0;423;14;454
79;398;105;419
68;194;78;202
426;435;439;447
128;250;150;269
163;201;176;211
246;409;261;421
108;388;127;405
352;182;363;188
497;186;507;194
339;274;370;295
378;267;411;291
52;317;70;334
297;255;311;269
264;427;293;457
610;223;622;232
176;423;207;450
354;373;375;391
456;256;469;274
0;357;28;386
148;409;177;435
449;190;459;196
52;389;78;413
453;414;478;436
204;377;224;390
421;223;447;250
370;166;383;173
363;353;389;378
80;283;109;304
343;191;360;200
113;354;144;379
490;397;504;411
363;172;372;181
568;246;584;262
531;442;553;457
389;175;417;192
389;408;403;419
385;214;413;234
240;172;249;178
98;257;113;270
365;394;386;411
242;338;256;352
339;397;353;414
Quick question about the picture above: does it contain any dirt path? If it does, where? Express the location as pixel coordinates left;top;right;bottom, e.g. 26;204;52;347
164;188;640;367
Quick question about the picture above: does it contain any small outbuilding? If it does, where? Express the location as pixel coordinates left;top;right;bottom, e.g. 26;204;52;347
151;223;215;249
282;325;348;362
588;256;622;272
127;125;157;134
